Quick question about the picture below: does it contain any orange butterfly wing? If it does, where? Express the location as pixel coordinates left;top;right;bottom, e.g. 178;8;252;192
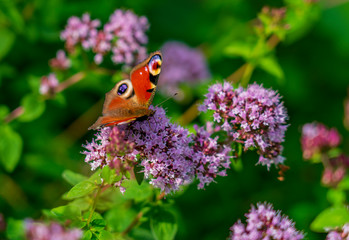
88;52;162;130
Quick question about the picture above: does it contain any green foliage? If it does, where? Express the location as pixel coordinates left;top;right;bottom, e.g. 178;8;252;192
0;0;348;239
5;218;25;240
18;94;45;122
0;28;15;61
65;181;97;200
63;170;88;186
0;125;22;172
310;206;349;233
150;207;177;240
51;205;81;222
122;180;153;202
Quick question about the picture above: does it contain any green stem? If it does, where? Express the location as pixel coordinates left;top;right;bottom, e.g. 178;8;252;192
240;63;255;87
87;184;103;226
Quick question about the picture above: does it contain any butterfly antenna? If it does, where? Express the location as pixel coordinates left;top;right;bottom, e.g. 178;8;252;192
155;93;178;107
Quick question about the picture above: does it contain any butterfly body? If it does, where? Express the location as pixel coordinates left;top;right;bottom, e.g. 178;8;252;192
89;51;162;130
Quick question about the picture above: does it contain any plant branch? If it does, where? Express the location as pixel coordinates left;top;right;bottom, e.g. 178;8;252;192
121;211;143;236
87;183;103;226
4;106;24;123
177;100;201;126
55;71;86;93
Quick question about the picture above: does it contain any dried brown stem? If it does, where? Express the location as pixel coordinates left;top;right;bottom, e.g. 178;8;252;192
121;211;143;236
177;100;201;126
55;71;86;93
156;192;166;201
267;34;280;49
226;63;249;84
4;106;24;123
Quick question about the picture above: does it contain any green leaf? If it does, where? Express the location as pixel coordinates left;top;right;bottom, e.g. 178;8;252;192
89;169;102;183
0;125;23;172
328;148;342;159
101;165;112;184
338;176;349;190
134;164;144;185
122;180;152;202
65;181;97;200
91;218;106;231
257;56;285;82
99;230;114;240
224;41;253;59
82;230;93;240
69;198;90;212
105;205;138;232
51;205;81;221
327;189;346;206
18;94;45;122
0;105;9;121
63;170;88;186
150;207;177;240
0;28;15;61
6;218;25;240
310;206;349;232
231;157;243;171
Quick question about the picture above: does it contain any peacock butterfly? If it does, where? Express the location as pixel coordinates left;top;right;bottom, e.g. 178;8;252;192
88;51;162;130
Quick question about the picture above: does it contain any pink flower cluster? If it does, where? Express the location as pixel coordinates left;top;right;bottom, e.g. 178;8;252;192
326;223;349;240
228;203;304;240
322;154;349;187
61;10;149;66
83;107;232;194
200;82;289;169
40;73;59;96
301;122;341;160
192;123;231;189
25;220;82;240
49;50;71;70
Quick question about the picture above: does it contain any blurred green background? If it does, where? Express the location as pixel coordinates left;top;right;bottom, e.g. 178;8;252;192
1;0;349;239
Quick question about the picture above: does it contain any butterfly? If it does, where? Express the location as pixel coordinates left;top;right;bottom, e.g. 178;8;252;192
88;51;162;130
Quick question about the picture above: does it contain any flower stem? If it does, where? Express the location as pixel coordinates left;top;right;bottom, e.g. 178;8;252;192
4;72;86;124
55;71;86;93
240;63;255;87
87;184;103;226
4;106;24;123
177;100;201;126
121;211;143;236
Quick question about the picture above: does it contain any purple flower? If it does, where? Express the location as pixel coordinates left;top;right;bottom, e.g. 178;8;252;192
83;107;195;194
117;107;194;194
40;73;59;96
301;122;341;160
60;10;149;66
83;106;235;193
200;82;289;169
158;41;211;97
326;223;349;240
103;10;149;65
82;127;111;170
191;123;231;189
228;203;304;240
49;50;71;70
25;220;82;240
60;13;100;52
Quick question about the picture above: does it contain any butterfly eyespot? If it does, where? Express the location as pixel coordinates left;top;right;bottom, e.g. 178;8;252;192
115;79;134;99
148;54;162;76
117;84;128;95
